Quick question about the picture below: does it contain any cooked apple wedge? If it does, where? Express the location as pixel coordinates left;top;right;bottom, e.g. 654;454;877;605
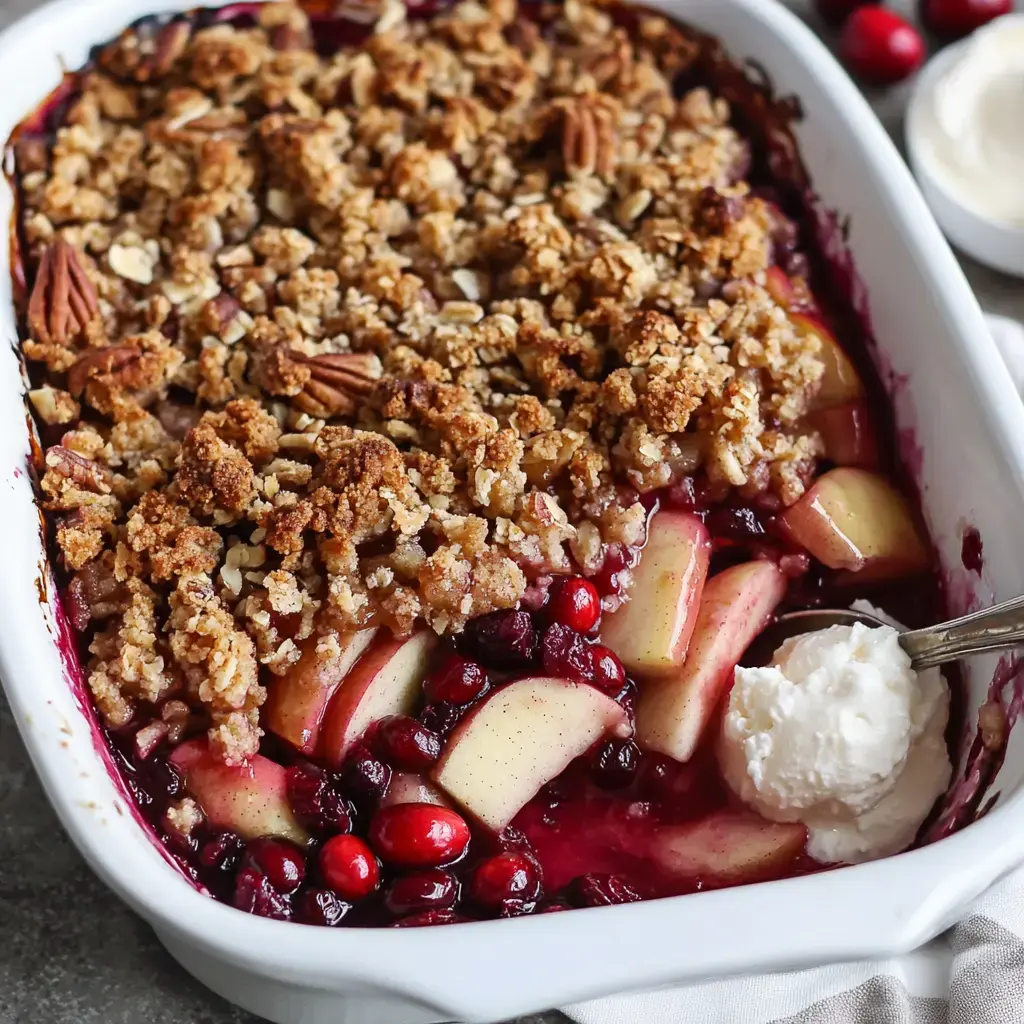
764;266;796;309
169;738;310;846
319;631;437;768
649;812;806;885
264;627;378;755
381;771;451;809
600;511;711;678
792;313;864;410
778;467;929;578
809;401;879;469
432;676;631;831
635;561;786;762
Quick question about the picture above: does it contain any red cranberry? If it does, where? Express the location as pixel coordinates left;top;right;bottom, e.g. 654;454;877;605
233;866;292;920
375;715;442;772
921;0;1012;38
815;0;872;25
547;578;600;633
466;609;537;667
839;7;925;85
541;623;594;684
318;835;380;900
471;852;542;908
666;477;698;511
243;838;306;895
424;652;489;705
392;909;468;927
286;762;352;834
368;803;471;867
705;505;768;543
385;869;459;915
419;701;466;737
341;746;392;809
568;874;642;907
591;645;626;694
199;830;244;875
592;545;632;597
295;887;352;927
592;739;640;789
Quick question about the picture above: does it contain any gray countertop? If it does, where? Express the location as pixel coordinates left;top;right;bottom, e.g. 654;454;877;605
0;0;1021;1021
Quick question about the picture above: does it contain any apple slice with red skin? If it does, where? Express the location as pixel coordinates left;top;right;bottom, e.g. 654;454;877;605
432;676;631;832
319;631;437;768
600;511;711;678
778;467;929;579
264;627;378;755
170;738;310;846
381;772;451;809
809;400;880;470
635;561;787;763
649;811;806;885
791;313;864;410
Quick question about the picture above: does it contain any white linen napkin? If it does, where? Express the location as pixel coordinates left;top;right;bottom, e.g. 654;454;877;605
563;312;1024;1024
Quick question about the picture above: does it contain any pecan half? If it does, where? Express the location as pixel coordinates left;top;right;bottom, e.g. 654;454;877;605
135;20;192;81
44;446;112;494
560;97;616;180
28;239;101;349
66;346;142;398
291;352;382;418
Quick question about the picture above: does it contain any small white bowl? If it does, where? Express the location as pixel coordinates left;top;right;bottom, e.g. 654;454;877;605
906;21;1024;279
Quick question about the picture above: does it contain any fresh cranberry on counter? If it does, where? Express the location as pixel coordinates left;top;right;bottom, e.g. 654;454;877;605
920;0;1012;39
840;6;926;84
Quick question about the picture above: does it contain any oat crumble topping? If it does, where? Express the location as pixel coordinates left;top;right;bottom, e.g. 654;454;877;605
17;0;825;763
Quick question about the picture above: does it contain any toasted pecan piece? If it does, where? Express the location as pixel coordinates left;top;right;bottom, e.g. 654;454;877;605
291;351;382;418
28;239;101;349
43;446;112;495
559;96;616;180
66;346;142;398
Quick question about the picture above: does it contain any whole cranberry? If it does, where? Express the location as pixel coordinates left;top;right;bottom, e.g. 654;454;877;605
341;746;392;809
466;609;537;667
375;715;442;772
286;762;352;834
198;830;245;877
419;701;466;737
368;803;471;867
243;838;306;895
814;0;872;25
920;0;1012;38
392;909;468;927
318;835;380;900
471;852;543;908
568;873;642;907
592;739;640;790
547;578;601;633
295;887;352;927
591;645;626;695
423;652;489;705
385;869;459;915
233;866;292;920
541;623;595;684
840;7;925;85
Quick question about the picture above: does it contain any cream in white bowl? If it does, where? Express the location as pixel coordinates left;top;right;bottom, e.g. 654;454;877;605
907;14;1024;277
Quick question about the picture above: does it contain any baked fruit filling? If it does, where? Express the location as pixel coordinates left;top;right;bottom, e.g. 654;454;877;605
12;0;946;925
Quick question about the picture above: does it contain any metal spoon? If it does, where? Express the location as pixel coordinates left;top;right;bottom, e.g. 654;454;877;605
744;594;1024;671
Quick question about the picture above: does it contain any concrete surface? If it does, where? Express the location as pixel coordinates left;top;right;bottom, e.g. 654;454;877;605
0;0;1022;1021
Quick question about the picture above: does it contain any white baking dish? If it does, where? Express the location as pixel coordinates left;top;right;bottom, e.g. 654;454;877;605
2;1;1024;1022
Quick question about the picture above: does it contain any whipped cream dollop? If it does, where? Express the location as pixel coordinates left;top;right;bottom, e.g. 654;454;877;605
719;622;952;864
914;15;1024;227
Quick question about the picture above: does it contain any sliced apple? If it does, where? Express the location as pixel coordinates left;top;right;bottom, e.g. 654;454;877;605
600;511;711;678
649;812;806;885
808;400;879;470
169;738;310;846
791;313;864;410
318;631;437;768
432;676;630;831
778;467;929;579
264;627;378;755
635;560;787;762
764;266;796;309
381;771;451;809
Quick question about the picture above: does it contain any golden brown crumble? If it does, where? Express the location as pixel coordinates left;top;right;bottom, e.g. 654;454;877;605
18;0;825;759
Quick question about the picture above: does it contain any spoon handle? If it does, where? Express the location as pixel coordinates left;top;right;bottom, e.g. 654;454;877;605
901;594;1024;670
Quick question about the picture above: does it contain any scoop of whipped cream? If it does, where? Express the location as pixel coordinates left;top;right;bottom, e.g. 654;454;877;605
719;620;952;864
914;15;1024;227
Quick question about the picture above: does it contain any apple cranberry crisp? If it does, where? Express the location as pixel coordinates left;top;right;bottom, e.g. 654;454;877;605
12;0;945;925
